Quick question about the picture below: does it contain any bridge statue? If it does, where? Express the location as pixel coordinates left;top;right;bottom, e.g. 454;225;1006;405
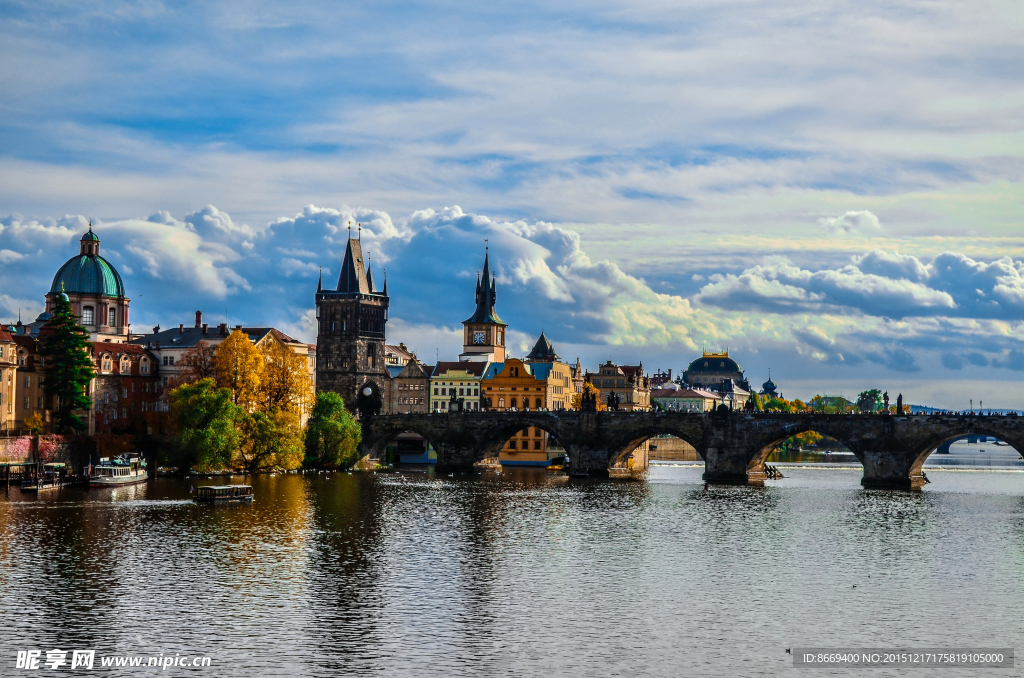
358;409;1024;491
883;391;890;414
897;393;903;415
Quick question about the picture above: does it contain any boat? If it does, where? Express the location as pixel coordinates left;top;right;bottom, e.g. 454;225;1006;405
89;455;148;487
193;485;254;503
21;463;83;491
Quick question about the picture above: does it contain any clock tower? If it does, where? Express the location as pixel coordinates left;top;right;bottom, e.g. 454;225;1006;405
459;248;507;362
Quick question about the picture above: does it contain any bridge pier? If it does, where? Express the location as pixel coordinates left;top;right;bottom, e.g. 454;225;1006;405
860;450;925;490
702;445;761;485
432;444;479;474
566;445;610;477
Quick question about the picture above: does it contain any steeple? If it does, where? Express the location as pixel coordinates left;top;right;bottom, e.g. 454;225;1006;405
366;255;375;293
336;236;371;295
525;331;559;362
317;267;322;293
463;248;504;324
382;269;388;296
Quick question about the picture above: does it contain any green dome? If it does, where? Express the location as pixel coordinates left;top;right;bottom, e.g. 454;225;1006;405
49;254;126;298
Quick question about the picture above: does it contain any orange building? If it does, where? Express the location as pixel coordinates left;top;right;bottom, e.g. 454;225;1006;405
481;334;574;466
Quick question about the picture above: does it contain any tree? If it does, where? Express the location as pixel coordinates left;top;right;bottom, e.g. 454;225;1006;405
37;293;96;433
236;409;305;474
215;329;263;411
764;397;794;412
258;337;313;416
570;382;606;411
304;392;362;469
24;412;45;435
169;340;218;388
857;389;883;412
169;378;241;472
749;392;764;411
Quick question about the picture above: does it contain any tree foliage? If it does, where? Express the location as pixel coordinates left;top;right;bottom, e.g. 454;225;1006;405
170;340;218;388
215;329;263;411
236;409;304;474
37;293;96;433
169;378;241;472
857;389;883;412
258;337;313;416
304;391;362;469
749;391;764;410
570;382;606;411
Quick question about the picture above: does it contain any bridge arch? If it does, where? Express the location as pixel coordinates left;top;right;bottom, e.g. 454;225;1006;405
473;416;574;465
364;422;443;463
743;422;866;474
605;425;705;470
909;424;1024;478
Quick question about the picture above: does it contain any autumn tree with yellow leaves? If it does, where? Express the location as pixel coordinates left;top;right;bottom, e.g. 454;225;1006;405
258;337;313;417
214;329;264;411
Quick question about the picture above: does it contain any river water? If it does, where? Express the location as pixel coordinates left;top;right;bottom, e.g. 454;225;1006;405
2;463;1023;676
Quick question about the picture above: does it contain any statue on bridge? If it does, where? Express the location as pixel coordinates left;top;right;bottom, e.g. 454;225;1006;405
606;391;621;411
883;391;890;414
581;387;598;413
897;393;903;415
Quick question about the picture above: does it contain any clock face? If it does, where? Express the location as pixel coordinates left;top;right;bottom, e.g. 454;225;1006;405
473;331;486;345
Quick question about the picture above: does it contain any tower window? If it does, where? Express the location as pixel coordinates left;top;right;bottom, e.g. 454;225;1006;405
109;308;117;326
82;306;94;325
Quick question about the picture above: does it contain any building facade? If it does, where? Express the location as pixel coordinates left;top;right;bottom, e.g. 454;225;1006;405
430;362;488;412
315;235;390;413
0;329;16;431
385;360;431;414
651;386;722;412
586;360;652;411
682;350;752;393
91;342;162;433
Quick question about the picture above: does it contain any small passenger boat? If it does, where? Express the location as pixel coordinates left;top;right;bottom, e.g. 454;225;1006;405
193;485;254;503
90;456;148;487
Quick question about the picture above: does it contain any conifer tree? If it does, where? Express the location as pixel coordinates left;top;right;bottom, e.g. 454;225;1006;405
37;293;96;433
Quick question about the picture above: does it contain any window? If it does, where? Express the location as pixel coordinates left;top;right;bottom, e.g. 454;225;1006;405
122;388;128;398
109;308;117;326
168;356;174;366
498;398;504;408
433;388;438;395
162;356;168;366
141;361;149;374
510;398;517;409
17;352;25;366
536;398;542;409
535;441;542;450
508;440;516;449
24;375;30;388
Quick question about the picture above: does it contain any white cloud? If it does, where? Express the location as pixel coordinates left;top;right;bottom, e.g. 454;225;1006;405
0;249;24;263
820;210;883;236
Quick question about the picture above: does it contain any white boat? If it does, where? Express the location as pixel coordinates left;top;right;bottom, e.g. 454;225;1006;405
89;456;148;487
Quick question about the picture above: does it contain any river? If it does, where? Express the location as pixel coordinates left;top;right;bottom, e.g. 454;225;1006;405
2;463;1022;676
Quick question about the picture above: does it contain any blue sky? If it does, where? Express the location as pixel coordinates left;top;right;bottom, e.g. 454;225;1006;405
2;1;1024;407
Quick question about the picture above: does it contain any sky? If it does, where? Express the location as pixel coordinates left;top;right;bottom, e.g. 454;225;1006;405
1;0;1023;408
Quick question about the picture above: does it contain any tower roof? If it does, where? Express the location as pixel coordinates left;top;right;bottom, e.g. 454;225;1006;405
463;249;505;325
334;237;382;296
525;331;559;362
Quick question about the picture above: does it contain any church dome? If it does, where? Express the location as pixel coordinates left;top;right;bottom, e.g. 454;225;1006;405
686;354;740;373
49;228;126;298
762;378;777;392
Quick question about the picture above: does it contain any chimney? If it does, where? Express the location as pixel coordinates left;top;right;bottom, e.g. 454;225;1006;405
195;310;202;327
179;324;184;334
202;323;208;334
218;323;227;335
235;325;242;331
153;325;160;334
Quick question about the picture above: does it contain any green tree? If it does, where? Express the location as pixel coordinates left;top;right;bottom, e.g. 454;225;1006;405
304;392;362;469
857;389;883;412
169;378;241;472
236;409;305;474
37;293;96;433
749;392;764;411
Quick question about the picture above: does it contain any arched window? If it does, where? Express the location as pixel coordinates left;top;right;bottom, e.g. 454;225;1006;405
82;306;94;325
510;398;517;409
535;398;543;409
498;397;505;408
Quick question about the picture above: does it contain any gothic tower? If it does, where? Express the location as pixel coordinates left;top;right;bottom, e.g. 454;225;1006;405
459;248;507;362
315;232;389;412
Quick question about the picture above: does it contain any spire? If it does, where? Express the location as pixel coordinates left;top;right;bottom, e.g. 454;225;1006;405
366;255;375;293
382;268;388;296
463;247;504;325
317;267;322;293
336;235;371;294
526;331;558;362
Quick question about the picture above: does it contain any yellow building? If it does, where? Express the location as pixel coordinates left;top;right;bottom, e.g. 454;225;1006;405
0;328;16;431
481;334;574;466
430;362;488;412
586;360;651;411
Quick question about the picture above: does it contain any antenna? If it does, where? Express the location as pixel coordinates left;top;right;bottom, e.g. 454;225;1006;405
358;222;362;240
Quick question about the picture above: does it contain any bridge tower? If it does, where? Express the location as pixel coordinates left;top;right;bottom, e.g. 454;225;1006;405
315;228;389;412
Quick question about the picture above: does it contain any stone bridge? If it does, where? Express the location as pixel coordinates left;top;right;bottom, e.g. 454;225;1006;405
361;409;1024;489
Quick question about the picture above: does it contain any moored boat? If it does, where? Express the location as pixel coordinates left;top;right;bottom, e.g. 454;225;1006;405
89;456;148;487
193;485;254;503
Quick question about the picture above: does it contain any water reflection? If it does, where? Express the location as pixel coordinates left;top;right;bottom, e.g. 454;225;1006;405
1;467;1023;676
